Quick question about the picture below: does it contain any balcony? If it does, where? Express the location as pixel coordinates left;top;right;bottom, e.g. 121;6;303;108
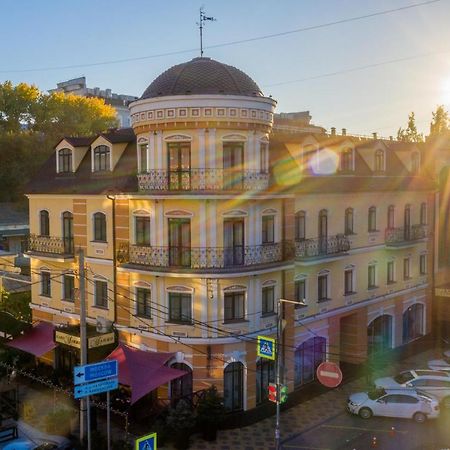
137;169;270;192
28;234;74;257
295;234;350;263
117;242;293;272
385;225;427;247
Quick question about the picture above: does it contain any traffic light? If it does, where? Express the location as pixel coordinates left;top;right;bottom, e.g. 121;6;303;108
280;384;288;404
268;382;277;403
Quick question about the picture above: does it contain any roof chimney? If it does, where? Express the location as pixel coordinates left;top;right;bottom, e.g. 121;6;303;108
372;132;378;140
342;128;347;136
331;127;336;136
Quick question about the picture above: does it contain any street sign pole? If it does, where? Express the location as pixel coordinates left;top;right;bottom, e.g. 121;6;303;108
275;299;282;450
107;390;111;450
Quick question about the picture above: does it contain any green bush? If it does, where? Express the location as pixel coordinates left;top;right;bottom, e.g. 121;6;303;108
166;400;195;449
196;386;225;441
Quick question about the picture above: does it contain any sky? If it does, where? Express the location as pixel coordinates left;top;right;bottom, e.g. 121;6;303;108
1;0;450;136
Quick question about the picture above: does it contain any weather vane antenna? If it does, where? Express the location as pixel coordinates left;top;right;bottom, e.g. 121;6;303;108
197;6;216;57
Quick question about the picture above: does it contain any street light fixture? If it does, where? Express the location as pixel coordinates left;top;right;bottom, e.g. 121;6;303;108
275;298;306;450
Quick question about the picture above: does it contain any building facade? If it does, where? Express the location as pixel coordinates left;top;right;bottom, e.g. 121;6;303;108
26;57;439;412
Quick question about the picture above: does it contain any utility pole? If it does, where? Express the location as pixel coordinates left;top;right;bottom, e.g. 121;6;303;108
275;298;305;450
198;7;216;57
78;248;91;450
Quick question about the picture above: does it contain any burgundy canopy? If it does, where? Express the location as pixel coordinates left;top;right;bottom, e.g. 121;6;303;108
7;322;56;357
106;343;187;404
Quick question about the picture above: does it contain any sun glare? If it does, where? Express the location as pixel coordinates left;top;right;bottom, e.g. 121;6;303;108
441;77;450;106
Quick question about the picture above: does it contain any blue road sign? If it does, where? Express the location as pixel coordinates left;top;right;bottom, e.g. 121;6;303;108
135;432;157;450
74;377;118;399
257;335;276;360
74;360;118;385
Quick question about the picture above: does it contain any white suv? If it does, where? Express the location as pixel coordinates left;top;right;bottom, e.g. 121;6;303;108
374;370;450;409
347;388;440;422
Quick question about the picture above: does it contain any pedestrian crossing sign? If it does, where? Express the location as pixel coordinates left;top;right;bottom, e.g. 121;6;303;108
257;335;276;360
136;432;157;450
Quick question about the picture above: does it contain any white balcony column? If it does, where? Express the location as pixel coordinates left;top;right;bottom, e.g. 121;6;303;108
208;128;216;169
253;277;261;330
155;200;165;247
156;131;163;170
248;203;257;246
247;132;256;171
148;132;155;171
200;279;208;338
198;129;206;168
211;279;219;337
199;202;207;267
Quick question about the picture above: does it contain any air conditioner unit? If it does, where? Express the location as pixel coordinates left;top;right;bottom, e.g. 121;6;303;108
172;331;187;338
96;316;112;334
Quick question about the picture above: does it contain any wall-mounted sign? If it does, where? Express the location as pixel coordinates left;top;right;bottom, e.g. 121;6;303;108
88;332;115;349
436;288;450;298
55;331;81;348
55;331;115;349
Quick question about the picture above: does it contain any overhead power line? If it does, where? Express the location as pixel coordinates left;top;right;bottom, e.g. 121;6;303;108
0;0;443;74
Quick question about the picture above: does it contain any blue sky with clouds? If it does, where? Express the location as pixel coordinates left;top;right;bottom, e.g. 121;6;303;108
1;0;450;136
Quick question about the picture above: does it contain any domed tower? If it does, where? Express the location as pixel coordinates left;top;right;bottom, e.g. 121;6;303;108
123;58;290;413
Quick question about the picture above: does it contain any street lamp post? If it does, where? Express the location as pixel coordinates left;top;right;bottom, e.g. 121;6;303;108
275;298;306;450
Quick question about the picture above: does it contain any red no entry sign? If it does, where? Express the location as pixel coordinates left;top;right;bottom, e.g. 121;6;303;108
316;361;343;388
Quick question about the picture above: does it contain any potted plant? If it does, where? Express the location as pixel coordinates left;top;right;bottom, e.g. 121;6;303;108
196;385;225;441
166;399;195;449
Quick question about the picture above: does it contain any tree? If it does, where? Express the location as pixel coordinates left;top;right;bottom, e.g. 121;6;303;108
397;112;424;143
430;105;449;136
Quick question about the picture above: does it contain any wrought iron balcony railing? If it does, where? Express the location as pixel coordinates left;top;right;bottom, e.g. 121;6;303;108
295;234;350;259
117;242;294;271
385;225;427;246
28;234;74;255
137;169;270;192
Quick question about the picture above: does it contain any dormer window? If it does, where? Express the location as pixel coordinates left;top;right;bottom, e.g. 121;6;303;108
58;148;72;173
374;149;385;172
340;148;354;172
93;145;110;172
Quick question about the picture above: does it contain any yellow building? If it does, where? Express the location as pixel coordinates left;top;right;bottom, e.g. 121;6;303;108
25;57;436;412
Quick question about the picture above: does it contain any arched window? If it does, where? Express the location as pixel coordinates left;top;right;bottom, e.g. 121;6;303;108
93;145;110;172
411;152;420;173
294;337;326;388
341;148;353;172
318;210;328;254
58;148;72;173
420;202;427;225
344;208;354;235
223;362;244;411
404;204;411;240
295;211;306;240
368;315;392;356
39;210;49;236
375;149;385;172
256;359;275;404
368;206;377;232
170;363;193;406
139;142;148;174
93;212;107;242
402;304;424;343
387;205;395;229
62;211;73;254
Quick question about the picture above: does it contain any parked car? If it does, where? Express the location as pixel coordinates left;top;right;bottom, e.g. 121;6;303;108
2;438;71;450
347;388;440;422
374;371;450;409
428;354;450;372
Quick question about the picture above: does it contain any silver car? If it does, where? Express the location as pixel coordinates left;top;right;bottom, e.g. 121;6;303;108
375;371;450;409
347;388;440;422
428;354;450;372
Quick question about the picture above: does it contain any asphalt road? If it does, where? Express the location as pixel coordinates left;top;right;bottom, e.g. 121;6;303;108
282;409;450;450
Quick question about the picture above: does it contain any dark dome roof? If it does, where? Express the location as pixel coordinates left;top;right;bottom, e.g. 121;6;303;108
141;57;263;99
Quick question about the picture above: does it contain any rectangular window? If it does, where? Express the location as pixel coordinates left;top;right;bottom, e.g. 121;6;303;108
368;207;377;232
224;291;245;322
368;265;377;289
387;261;395;284
168;293;192;323
295;212;306;240
295;279;306;308
62;274;74;301
168;142;191;190
135;216;150;246
94;280;108;308
94;213;107;242
262;286;275;315
94;146;110;172
344;269;354;295
318;275;328;302
136;288;151;318
403;258;411;280
41;271;51;297
262;215;275;244
345;209;354;235
260;143;269;173
139;144;148;173
420;254;427;275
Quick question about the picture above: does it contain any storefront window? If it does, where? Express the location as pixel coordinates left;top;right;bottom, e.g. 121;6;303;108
294;337;326;388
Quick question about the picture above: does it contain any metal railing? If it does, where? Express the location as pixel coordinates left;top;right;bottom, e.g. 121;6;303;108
385;225;427;245
117;241;294;270
137;168;270;191
295;234;350;259
28;234;74;255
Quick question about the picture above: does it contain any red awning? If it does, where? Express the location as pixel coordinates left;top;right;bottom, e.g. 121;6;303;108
106;343;187;404
7;322;56;357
